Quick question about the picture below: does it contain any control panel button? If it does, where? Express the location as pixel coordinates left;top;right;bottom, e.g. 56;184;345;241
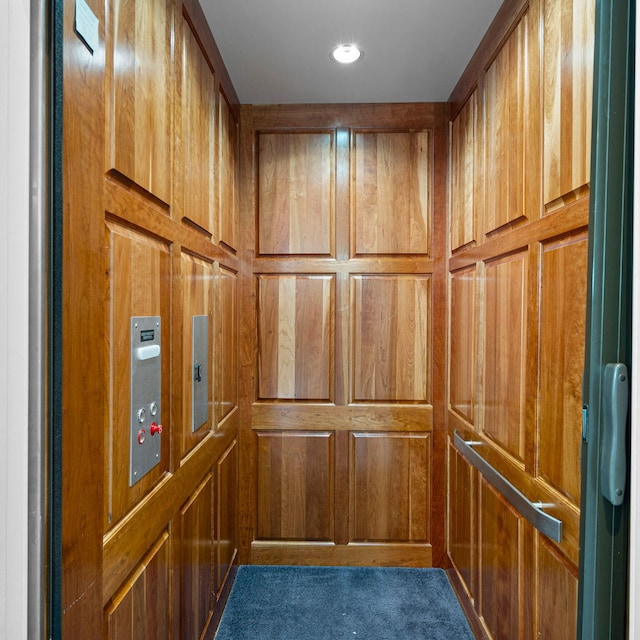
150;422;163;436
149;402;158;416
137;408;146;423
137;429;146;445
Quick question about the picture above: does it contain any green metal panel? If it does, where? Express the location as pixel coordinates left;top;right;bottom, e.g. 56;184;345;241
578;0;635;638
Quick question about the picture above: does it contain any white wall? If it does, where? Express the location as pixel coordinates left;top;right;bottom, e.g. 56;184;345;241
0;2;31;639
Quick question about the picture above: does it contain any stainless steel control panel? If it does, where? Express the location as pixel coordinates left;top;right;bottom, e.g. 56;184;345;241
192;315;209;432
130;316;162;485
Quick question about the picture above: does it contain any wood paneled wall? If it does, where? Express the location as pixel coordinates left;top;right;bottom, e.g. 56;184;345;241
62;0;240;636
446;0;593;637
239;104;447;567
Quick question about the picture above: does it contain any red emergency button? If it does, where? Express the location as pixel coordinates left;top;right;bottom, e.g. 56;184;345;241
137;429;146;444
150;422;163;436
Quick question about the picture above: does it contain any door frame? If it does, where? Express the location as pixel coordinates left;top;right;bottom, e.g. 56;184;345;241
628;3;640;633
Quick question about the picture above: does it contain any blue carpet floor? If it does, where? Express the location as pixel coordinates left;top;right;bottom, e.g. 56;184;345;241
214;565;474;640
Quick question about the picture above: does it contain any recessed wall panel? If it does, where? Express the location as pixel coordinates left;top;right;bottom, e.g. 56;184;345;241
257;431;334;541
543;0;594;207
182;253;214;454
182;19;215;233
538;233;587;503
450;94;477;251
351;433;430;543
107;0;172;204
105;532;171;639
106;222;171;527
257;275;333;401
353;130;431;255
485;12;529;234
353;275;431;402
450;267;476;424
479;480;522;639
180;475;214;640
258;132;334;255
483;252;527;460
218;267;238;420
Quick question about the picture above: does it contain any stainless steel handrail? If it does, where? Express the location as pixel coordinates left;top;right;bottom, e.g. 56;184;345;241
453;430;563;543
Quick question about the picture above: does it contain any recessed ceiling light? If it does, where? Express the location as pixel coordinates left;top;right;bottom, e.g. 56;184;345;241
331;44;363;64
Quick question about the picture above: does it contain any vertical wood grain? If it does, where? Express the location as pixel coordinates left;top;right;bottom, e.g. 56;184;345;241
216;438;238;597
219;95;238;250
181;18;215;233
450;93;477;251
257;432;334;541
107;0;172;203
62;0;106;634
179;475;214;640
449;267;476;424
536;536;578;639
448;443;476;600
217;267;238;422
258;132;334;255
353;130;431;255
538;232;587;503
483;252;527;460
181;253;214;455
353;275;431;402
479;480;522;640
543;0;595;207
106;222;171;527
105;532;171;640
485;13;528;234
351;433;430;542
257;275;333;400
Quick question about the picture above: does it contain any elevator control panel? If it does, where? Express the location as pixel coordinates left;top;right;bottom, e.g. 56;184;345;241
130;316;162;485
192;315;209;432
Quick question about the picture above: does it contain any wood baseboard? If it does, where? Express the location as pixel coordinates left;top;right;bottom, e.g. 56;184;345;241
250;541;433;567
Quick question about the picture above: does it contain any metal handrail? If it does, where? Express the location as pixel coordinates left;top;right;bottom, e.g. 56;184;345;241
453;430;563;543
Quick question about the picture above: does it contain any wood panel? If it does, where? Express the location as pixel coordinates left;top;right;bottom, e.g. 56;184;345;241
107;0;172;204
217;267;238;422
538;231;588;503
448;442;476;599
351;433;430;542
180;474;214;640
64;0;241;635
450;92;477;251
483;252;527;460
240;103;448;568
105;532;171;640
258;132;334;256
257;431;334;541
479;479;522;640
218;95;238;250
352;275;431;402
257;275;333;401
181;17;215;233
536;536;578;639
485;11;530;234
215;438;238;597
446;0;591;635
353;130;431;255
105;221;171;527
62;0;106;633
543;0;595;208
449;267;476;424
181;253;214;455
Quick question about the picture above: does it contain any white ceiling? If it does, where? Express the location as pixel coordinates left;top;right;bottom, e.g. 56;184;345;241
200;0;504;104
